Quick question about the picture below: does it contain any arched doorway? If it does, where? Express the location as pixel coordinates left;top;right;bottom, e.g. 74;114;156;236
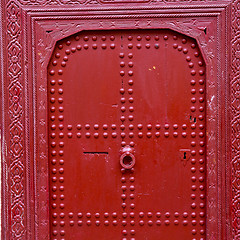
47;29;206;239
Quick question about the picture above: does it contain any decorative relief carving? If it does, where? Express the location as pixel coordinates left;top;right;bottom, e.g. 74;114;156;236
1;0;232;239
232;1;240;239
6;1;25;239
15;0;220;6
100;0;150;3
32;13;219;240
35;14;219;240
17;0;100;5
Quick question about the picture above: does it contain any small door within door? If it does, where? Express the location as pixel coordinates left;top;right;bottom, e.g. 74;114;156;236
48;30;206;239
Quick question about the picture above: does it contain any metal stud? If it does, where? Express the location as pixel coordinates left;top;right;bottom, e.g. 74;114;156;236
65;49;70;55
139;220;144;226
165;220;170;225
194;52;199;57
75;36;80;41
120;62;125;67
164;132;169;137
128;53;133;58
173;43;178;49
129;115;134;121
129;132;134;138
104;220;109;226
189;63;194;68
146;35;151;41
192;229;197;235
156;132;160;137
146;132;151;138
128;43;133;49
163;35;168;40
130;177;135;182
49;70;55;76
178;46;182;51
86;220;91;226
139;212;144;218
191;70;196;76
137;36;142;41
183;220;188;226
165;124;170;129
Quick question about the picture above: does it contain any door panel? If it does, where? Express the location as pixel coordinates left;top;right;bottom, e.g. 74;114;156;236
48;30;206;239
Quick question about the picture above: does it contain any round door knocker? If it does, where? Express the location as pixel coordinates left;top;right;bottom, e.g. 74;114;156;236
120;146;135;169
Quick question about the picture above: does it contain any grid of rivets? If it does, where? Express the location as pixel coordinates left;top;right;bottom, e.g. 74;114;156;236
119;48;136;149
63;123;200;139
180;36;206;238
119;51;126;148
120;40;136;237
62;212;122;227
55;35;118;71
119;49;128;237
64;211;195;228
49;32;206;239
49;48;67;238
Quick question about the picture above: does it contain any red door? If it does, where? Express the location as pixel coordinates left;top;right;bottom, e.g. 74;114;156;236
48;29;206;240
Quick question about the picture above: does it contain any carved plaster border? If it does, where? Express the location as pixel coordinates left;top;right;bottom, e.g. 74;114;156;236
33;10;227;240
1;2;233;240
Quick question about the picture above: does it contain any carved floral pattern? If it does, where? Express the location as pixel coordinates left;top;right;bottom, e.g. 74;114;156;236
6;1;25;239
232;1;240;239
3;0;236;239
16;0;221;6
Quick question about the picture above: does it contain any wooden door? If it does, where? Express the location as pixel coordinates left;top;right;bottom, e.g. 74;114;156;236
48;29;206;240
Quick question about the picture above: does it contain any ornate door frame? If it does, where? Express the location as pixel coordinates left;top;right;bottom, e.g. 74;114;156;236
0;0;237;239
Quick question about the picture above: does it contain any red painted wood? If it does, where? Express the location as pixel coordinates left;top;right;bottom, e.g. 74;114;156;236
48;29;206;239
1;1;235;240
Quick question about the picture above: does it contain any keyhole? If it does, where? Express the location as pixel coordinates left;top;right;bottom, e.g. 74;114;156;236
180;149;190;166
190;116;197;123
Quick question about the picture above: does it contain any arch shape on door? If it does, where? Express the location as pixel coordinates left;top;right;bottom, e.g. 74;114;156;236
48;29;206;240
